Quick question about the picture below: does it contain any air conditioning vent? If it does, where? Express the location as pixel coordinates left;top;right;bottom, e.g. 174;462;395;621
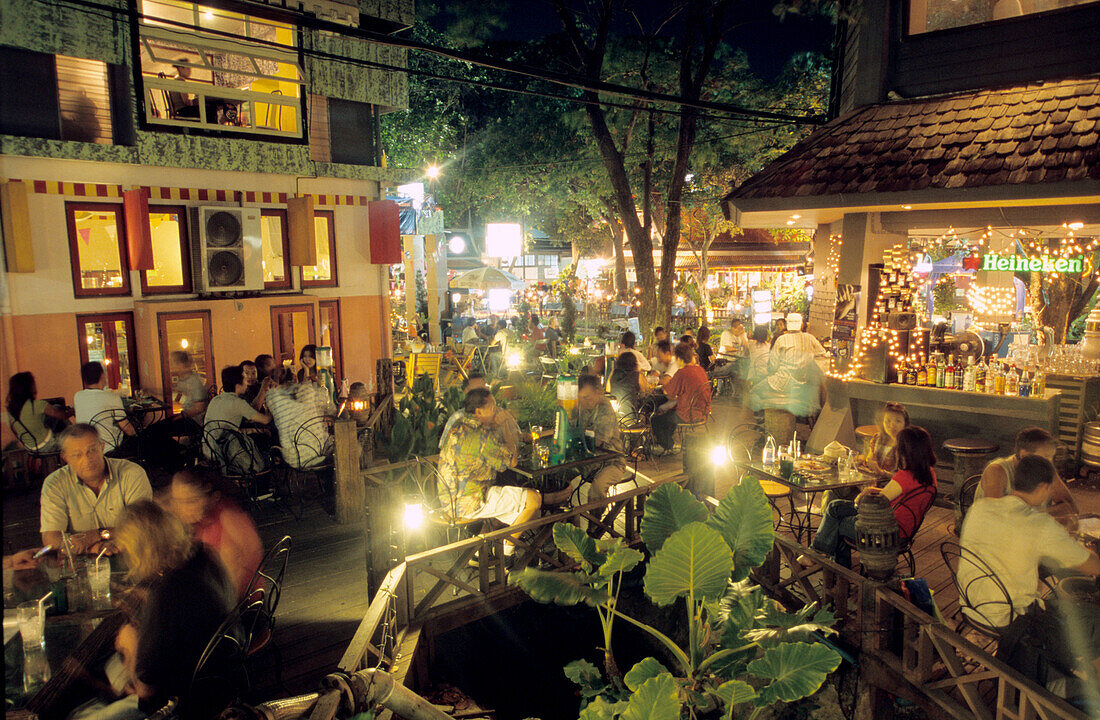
193;206;263;292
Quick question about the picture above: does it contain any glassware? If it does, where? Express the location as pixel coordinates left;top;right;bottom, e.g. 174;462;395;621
87;561;111;605
779;452;794;479
23;644;51;693
762;436;776;467
17;602;44;649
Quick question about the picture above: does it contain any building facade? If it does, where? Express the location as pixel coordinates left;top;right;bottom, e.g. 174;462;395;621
0;0;415;427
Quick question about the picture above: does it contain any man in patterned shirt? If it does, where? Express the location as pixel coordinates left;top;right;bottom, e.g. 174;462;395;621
572;374;627;503
438;388;541;561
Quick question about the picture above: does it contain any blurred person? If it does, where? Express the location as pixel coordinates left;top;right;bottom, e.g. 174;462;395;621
254;354;277;382
40;424;152;555
609;351;646;413
651;340;682;386
4;371;68;451
696;327;714;370
437;389;540;565
978;427;1077;521
529;313;547;352
168;468;263;600
545;317;562;356
618;331;652;372
770;317;788;347
3;549;42;571
265;369;334;469
753;320;825;446
770;315;827;362
651;342;710;453
169;351;208;427
296;344;319;384
573;374;626;502
649;327;668;357
75;361;137;455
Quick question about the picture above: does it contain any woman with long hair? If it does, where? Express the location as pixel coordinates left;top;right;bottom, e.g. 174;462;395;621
857;402;911;477
609;350;645;413
111;500;238;719
4;371;68;451
803;426;938;567
168;468;263;600
296;344;319;384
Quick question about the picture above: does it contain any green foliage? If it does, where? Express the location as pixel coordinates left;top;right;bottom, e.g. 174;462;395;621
386;374;453;462
510;479;841;719
497;381;557;431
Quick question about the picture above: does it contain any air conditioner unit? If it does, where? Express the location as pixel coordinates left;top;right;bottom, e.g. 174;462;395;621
193;206;264;292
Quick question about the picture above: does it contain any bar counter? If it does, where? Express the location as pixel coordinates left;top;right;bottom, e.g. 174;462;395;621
835;379;1061;462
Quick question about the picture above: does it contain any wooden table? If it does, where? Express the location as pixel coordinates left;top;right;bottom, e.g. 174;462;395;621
740;460;877;542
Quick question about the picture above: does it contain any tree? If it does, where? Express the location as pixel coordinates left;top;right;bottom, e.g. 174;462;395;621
1025;246;1100;343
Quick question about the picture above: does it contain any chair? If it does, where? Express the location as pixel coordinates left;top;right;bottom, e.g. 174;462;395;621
243;536;291;689
891;484;937;576
285;415;335;514
202;421;275;510
87;408;134;459
407;353;443;393
539;357;559;384
940;539;1018;640
675;384;712;448
618;409;653;469
727;427;794;533
953;474;982;535
188;597;259;712
10;423;62;479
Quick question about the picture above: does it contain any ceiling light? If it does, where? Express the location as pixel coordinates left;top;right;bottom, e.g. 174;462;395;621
790;214;800;220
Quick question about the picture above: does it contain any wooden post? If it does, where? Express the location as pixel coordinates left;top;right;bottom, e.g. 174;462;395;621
334;418;363;524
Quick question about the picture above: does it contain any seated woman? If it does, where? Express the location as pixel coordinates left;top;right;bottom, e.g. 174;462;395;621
296;344;319;385
609;351;645;413
803;426;937;568
856;402;909;478
168;468;263;600
78;500;238;720
4;371;69;452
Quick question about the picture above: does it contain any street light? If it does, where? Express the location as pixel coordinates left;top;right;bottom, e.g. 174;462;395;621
426;165;441;179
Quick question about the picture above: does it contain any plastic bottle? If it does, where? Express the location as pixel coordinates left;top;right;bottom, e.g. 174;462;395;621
1019;369;1032;398
762;436;777;467
1005;364;1020;396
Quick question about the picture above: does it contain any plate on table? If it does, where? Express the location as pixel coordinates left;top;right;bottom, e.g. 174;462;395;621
796;457;830;473
1078;516;1100;539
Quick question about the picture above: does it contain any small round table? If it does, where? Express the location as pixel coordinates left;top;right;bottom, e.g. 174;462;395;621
944;437;999;533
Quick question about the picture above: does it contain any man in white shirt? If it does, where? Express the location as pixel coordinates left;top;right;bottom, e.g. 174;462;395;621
204;365;272;471
651;340;682;386
74;361;137;454
718;318;747;360
617;331;652;372
960;455;1100;681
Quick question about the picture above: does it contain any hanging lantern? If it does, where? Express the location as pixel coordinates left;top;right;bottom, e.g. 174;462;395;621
855;493;899;581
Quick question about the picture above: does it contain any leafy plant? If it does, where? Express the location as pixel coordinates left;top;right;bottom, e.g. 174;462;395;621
387;374;461;462
496;381;557;432
510;480;841;720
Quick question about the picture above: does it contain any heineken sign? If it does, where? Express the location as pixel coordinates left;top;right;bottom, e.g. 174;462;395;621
981;253;1084;273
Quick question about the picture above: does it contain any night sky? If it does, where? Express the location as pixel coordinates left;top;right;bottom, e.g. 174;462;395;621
483;0;835;80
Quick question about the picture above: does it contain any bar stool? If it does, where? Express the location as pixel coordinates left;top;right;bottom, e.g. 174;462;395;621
943;437;999;529
855;425;878;456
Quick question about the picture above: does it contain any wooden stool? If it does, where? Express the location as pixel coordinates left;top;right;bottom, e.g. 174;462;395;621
855;425;878;455
943;437;999;530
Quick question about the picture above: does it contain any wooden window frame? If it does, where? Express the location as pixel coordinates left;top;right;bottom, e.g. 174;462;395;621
270;304;317;367
301;209;338;288
157;310;214;404
76;312;138;393
261;208;292;290
318;298;344;383
66;201;131;297
140;204;193;295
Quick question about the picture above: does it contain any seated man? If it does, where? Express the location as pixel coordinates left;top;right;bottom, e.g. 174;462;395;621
648;326;669;360
572;374;627;502
618;331;652;373
74;361;138;456
650;339;682;387
651;342;711;453
960;455;1100;687
718;317;747;361
437;388;540;564
204;366;272;472
978;426;1077;522
40;424;153;555
169;350;209;429
265;369;334;469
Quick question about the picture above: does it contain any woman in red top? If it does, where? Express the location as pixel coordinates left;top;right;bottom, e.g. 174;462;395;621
168;468;264;599
651;342;711;453
805;425;937;567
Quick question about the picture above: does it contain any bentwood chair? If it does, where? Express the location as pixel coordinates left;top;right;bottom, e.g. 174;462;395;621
87;408;137;460
727;428;795;535
187;597;257;711
953;474;982;535
940;539;1017;641
202;421;276;511
675;384;713;449
242;536;291;691
893;484;937;576
285;415;335;515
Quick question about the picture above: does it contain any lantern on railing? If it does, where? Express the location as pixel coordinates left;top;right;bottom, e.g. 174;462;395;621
856;493;899;581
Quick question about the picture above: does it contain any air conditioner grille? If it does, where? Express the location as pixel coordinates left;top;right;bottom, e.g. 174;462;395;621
208;250;245;286
205;211;242;248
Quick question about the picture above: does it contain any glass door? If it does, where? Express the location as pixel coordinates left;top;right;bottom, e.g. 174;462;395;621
318;299;343;383
270;304;316;370
157;311;213;410
77;312;138;396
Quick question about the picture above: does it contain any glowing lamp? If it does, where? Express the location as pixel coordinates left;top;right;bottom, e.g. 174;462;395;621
448;236;467;254
485;223;522;258
710;445;729;466
403;503;424;530
506;350;523;370
425;165;441;179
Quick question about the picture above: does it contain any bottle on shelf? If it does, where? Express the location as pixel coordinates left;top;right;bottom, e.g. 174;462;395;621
985;360;997;394
944;354;956;390
1005;364;1020;396
905;360;917;385
934;354;945;388
974;358;987;393
993;362;1006;395
916;358;927;387
1034;367;1046;396
963;355;976;392
1019;369;1032;397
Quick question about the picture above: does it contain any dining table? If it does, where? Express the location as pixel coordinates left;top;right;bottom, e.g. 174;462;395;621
509;438;624;506
739;458;880;542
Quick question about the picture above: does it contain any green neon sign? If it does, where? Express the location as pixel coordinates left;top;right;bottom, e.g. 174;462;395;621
981;253;1083;273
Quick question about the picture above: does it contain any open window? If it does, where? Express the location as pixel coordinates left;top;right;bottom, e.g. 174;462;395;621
141;205;193;294
261;209;292;289
137;0;303;137
301;210;338;287
66;202;131;297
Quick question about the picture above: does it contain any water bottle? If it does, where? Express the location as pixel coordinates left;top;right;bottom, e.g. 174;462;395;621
839;450;853;481
762;436;777;467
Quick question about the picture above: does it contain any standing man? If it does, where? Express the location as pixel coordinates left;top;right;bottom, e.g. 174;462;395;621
40;424;153;554
572;375;626;502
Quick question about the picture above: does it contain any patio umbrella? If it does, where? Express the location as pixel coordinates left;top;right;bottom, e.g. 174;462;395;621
450;266;524;290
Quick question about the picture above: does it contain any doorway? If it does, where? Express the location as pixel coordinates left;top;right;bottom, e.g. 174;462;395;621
157;311;213;409
77;312;138;396
318;299;343;383
271;304;316;371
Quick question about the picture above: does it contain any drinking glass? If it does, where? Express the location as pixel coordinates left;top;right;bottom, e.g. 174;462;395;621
87;561;111;605
23;644;51;693
779;454;794;479
17;602;44;649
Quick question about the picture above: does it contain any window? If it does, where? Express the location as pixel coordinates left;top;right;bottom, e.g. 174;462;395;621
301;210;338;287
319;299;343;383
141;205;192;294
260;209;291;289
271;304;316;367
908;0;1099;34
138;0;303;137
66;202;131;297
78;313;138;396
158;310;213;410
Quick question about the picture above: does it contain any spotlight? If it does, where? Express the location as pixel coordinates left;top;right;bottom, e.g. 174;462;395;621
426;165;441;179
506;351;523;370
404;503;424;531
710;445;729;466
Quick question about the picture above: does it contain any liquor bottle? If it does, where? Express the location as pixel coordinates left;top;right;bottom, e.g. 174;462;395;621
963;356;976;392
906;360;917;385
1034;367;1046;396
984;361;996;394
1005;364;1020;396
993;362;1006;395
974;358;987;393
916;358;927;387
934;355;945;388
956;358;967;390
944;355;956;390
1019;370;1032;397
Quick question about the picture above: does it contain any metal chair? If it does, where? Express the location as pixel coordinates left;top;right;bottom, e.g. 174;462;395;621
940;539;1017;640
10;423;62;479
618;409;653;469
242;536;291;691
284;415;335;514
188;596;258;711
539;357;559;384
87;408;135;459
202;421;275;510
893;483;937;576
953;474;982;535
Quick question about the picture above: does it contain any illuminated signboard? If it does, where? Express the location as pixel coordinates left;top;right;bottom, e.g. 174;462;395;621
981;253;1084;273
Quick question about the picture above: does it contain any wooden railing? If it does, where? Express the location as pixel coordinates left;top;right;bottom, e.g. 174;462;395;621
754;535;1089;720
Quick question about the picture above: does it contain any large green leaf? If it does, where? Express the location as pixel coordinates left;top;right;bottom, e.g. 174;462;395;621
509;568;609;606
620;674;681;720
714;679;757;707
580;696;628;720
748;642;842;707
623;658;670;692
706;477;775;581
640;483;709;552
554;523;605;568
746;601;838;646
564;658;605;698
599;544;644;580
644;523;733;606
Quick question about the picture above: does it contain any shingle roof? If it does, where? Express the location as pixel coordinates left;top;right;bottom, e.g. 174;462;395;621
726;77;1100;202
